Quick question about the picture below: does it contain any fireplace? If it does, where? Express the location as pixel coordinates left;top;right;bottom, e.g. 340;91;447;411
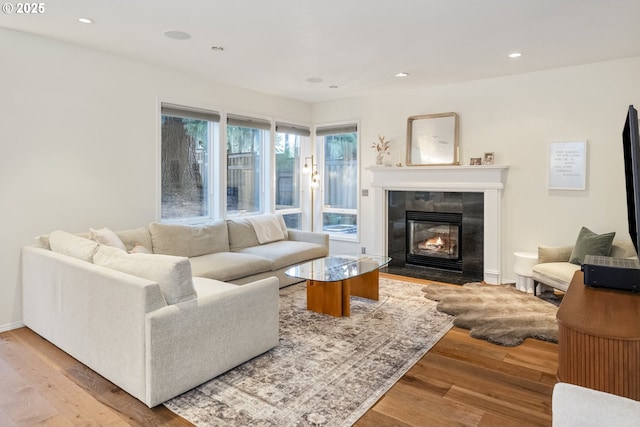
368;165;509;284
386;191;483;284
406;211;462;271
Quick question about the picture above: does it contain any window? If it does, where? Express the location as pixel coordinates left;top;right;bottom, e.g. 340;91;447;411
275;123;310;229
160;104;219;221
226;114;270;215
317;123;359;239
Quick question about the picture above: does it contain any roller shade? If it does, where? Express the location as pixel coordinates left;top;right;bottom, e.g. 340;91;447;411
275;122;311;137
315;123;358;136
161;103;220;122
227;114;271;131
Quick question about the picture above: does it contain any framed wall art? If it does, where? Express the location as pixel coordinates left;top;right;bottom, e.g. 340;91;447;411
548;141;587;190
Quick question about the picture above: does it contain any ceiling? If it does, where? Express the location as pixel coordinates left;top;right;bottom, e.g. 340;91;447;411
2;0;640;103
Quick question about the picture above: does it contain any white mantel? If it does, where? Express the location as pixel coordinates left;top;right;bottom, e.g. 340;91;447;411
368;165;509;284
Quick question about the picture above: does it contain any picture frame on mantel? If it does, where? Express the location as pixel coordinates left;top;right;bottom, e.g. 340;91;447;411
548;140;587;190
406;112;459;166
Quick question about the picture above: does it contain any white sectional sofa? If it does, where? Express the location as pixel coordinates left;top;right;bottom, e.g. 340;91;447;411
21;214;329;407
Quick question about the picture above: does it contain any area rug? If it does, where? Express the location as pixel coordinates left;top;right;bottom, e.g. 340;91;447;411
164;277;453;427
422;282;559;347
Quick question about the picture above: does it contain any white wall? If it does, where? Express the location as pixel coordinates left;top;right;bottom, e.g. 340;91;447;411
313;57;640;282
0;28;311;331
3;26;640;331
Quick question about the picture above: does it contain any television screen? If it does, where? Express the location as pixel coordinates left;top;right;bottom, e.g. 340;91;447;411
623;104;640;256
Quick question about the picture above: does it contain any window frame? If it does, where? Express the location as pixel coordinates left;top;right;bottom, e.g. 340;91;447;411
158;102;221;224
157;100;315;227
225;113;271;217
315;121;360;242
274;121;310;230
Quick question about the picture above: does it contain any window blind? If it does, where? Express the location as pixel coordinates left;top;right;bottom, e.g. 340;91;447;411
315;123;358;136
161;103;220;122
227;114;271;131
275;122;311;137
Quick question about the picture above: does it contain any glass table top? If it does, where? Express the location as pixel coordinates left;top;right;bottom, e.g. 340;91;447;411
285;254;391;282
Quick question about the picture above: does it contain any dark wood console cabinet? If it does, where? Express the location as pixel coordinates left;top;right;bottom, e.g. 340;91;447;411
557;271;640;400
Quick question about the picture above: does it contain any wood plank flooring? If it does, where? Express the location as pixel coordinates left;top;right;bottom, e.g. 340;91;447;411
0;273;558;426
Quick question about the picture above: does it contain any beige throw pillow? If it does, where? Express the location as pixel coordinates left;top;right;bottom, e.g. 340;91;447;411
247;214;286;244
228;213;289;250
228;218;261;251
90;227;127;251
115;227;153;252
49;230;99;263
129;244;151;254
93;245;196;305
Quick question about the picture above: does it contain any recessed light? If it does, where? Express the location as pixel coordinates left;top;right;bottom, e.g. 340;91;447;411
77;17;93;24
395;72;409;77
508;52;522;59
163;30;191;40
306;77;323;83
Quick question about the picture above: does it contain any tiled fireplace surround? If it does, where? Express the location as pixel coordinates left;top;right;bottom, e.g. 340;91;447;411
369;165;509;284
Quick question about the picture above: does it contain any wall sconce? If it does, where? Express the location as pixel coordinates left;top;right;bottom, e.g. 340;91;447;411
303;155;320;189
303;155;320;230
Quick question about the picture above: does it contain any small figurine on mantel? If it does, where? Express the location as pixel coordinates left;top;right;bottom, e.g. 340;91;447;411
372;135;391;165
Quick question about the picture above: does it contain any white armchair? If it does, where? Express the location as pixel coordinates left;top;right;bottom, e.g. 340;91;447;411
532;240;636;293
553;382;640;426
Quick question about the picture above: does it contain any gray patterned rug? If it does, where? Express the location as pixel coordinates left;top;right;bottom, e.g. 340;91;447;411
164;277;453;427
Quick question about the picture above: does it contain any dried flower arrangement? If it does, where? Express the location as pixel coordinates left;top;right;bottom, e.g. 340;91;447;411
371;135;391;165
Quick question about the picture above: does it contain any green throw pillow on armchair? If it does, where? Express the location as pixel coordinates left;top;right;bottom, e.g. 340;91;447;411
569;226;616;265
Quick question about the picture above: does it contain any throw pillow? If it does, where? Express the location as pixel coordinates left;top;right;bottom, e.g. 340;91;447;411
35;234;51;250
49;230;99;262
276;213;289;240
247;214;286;244
115;227;153;252
569;226;616;265
227;218;261;251
129;244;151;254
93;244;196;305
90;227;127;251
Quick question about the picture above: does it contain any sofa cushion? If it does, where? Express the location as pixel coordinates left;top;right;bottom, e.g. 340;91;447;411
246;214;286;244
90;227;127;251
149;220;229;257
569;226;615;265
532;262;581;292
192;277;240;297
93;244;196;305
189;252;274;282
115;227;153;252
49;230;99;263
610;240;638;259
227;219;260;251
228;214;289;251
538;245;573;264
236;240;328;270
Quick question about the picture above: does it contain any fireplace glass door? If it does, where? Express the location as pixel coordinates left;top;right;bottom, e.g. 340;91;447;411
406;211;462;271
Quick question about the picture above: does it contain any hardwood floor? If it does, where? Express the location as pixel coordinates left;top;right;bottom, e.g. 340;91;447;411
0;274;558;426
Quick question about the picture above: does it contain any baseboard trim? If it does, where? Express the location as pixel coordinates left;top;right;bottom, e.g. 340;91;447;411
0;321;25;333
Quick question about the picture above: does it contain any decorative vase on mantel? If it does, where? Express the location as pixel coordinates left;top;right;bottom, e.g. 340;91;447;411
372;135;390;166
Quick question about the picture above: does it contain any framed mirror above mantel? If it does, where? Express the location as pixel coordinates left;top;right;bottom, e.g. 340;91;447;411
406;112;459;166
